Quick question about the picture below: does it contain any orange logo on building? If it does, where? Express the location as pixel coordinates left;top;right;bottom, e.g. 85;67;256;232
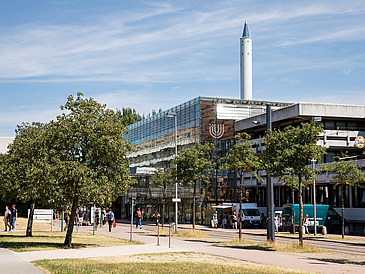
355;136;365;148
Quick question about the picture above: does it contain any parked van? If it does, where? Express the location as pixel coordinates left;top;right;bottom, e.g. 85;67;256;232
221;203;263;228
282;204;346;233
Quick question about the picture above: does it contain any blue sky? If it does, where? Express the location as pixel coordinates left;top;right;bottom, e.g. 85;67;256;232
1;0;365;136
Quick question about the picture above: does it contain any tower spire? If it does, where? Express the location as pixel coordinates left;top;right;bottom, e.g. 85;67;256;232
240;20;252;100
242;20;250;38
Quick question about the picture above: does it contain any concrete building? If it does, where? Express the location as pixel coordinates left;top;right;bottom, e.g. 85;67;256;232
120;97;290;223
235;102;365;234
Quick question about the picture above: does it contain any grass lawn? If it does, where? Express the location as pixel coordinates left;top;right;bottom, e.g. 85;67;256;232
0;231;143;252
34;252;317;274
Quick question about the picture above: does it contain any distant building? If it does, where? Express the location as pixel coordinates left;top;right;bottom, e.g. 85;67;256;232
235;102;365;234
0;137;14;154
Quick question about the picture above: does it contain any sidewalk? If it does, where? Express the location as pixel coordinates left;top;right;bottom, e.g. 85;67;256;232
15;222;365;274
0;247;44;274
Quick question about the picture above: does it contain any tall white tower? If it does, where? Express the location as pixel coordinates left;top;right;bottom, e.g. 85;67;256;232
240;21;252;100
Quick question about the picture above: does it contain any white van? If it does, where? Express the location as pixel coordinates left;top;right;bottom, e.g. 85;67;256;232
222;203;263;228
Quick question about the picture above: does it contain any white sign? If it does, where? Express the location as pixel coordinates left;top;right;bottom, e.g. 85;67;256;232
28;209;54;231
172;198;181;202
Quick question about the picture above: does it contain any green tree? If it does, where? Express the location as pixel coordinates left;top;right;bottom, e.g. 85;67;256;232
151;168;174;229
320;158;365;239
174;143;213;229
263;122;326;246
120;107;142;127
0;122;56;237
48;93;134;246
220;133;261;241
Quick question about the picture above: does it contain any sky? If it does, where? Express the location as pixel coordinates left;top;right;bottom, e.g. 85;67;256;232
1;0;365;136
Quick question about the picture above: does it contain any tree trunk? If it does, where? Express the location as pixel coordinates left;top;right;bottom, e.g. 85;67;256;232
63;194;79;247
292;188;295;234
26;199;36;237
341;185;345;239
192;185;196;230
298;176;303;247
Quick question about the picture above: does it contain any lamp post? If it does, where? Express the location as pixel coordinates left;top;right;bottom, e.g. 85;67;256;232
167;112;178;233
312;159;317;236
266;104;275;242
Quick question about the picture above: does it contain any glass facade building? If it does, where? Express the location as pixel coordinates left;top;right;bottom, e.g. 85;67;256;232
119;97;290;224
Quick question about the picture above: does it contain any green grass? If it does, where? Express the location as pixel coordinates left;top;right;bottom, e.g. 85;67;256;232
0;231;143;252
34;253;317;274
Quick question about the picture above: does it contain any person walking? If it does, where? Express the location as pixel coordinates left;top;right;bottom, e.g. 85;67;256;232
101;208;106;226
303;214;310;235
107;208;114;232
10;204;18;232
274;213;279;233
213;211;218;229
232;212;237;230
136;208;142;229
3;206;11;231
154;210;160;226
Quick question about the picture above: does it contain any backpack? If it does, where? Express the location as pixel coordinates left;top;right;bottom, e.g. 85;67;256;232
107;211;113;220
137;211;142;218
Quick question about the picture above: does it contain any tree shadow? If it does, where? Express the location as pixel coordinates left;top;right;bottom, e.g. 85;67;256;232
310;258;365;266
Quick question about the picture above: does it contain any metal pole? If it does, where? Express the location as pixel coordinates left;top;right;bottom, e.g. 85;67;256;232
266;104;275;242
157;224;160;246
130;198;134;242
169;225;172;248
312;160;317;236
174;114;178;233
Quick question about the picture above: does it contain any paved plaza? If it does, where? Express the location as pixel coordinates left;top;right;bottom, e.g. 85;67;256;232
1;221;365;273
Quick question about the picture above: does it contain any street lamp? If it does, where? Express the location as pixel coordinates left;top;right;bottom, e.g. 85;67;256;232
167;112;178;233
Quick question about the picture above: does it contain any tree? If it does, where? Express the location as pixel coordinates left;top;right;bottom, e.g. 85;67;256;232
263;122;326;246
174;143;213;229
0;122;56;237
120;107;143;127
151;168;174;229
320;158;365;239
47;93;134;246
220;133;261;241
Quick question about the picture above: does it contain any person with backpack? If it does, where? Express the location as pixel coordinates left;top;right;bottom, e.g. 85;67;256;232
136;208;142;229
107;208;114;232
3;206;11;231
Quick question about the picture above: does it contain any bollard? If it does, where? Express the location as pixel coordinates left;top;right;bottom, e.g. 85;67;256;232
322;226;327;235
157;224;160;246
169;225;171;248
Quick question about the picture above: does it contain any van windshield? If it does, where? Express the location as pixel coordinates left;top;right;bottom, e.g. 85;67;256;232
243;209;260;216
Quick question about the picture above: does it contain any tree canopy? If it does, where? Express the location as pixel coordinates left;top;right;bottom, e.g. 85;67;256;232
263;122;326;246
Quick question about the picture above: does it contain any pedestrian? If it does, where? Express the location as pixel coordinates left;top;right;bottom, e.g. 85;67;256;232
10;204;18;232
303;214;310;235
232;212;237;230
107;208;114;232
78;207;84;227
213;211;218;229
101;208;106;226
136;208;142;229
95;209;100;229
274;213;279;233
64;208;71;231
154;210;160;226
3;206;11;231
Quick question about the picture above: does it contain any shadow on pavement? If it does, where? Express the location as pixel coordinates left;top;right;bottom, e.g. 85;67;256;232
309;258;365;266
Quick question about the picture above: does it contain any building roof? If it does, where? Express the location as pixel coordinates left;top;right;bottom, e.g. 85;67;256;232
242;21;250;38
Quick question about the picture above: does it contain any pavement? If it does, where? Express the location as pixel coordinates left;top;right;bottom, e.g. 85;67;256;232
1;221;365;274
